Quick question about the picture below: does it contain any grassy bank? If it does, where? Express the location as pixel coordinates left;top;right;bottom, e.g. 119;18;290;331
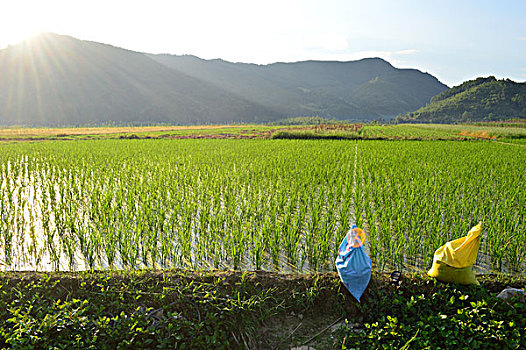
0;270;524;349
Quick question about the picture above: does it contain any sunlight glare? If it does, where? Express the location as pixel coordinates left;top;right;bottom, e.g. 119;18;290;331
5;29;43;46
0;1;49;48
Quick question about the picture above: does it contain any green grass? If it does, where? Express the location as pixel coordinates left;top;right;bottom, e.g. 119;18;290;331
0;270;524;349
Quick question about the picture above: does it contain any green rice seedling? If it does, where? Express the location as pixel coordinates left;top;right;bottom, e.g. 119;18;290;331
290;202;306;270
179;205;193;268
266;203;280;270
304;197;322;271
209;212;224;269
0;137;523;275
250;224;266;271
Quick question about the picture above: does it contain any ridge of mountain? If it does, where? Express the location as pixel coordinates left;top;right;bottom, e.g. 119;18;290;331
0;33;278;125
150;53;448;119
0;33;448;126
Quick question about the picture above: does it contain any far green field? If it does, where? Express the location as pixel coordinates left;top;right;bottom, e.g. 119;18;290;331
2;122;526;144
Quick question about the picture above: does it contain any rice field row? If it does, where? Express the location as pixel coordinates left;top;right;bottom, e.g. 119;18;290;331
0;139;524;273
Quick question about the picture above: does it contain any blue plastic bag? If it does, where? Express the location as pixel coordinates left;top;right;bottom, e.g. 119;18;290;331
335;225;372;302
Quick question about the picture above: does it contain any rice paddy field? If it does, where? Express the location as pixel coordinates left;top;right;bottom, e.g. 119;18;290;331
1;129;524;275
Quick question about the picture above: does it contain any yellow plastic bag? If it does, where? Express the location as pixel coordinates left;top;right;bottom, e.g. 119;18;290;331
427;260;479;285
428;222;482;285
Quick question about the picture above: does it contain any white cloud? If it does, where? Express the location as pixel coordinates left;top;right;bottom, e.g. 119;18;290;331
519;37;526;40
395;49;419;55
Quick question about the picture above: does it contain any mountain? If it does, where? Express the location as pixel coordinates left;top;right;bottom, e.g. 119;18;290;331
150;54;447;120
396;77;526;123
0;33;277;126
0;33;447;126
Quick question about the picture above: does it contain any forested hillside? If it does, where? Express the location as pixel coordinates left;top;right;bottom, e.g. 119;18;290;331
397;77;526;123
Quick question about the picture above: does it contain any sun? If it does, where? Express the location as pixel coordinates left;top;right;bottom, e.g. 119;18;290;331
0;2;48;49
0;28;43;48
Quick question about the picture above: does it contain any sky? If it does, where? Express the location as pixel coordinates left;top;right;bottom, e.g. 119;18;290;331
0;0;524;87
